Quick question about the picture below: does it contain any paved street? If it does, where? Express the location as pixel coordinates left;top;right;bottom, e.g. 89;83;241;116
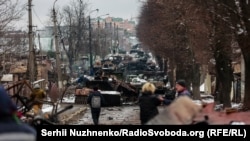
67;105;142;125
56;103;166;125
45;99;250;125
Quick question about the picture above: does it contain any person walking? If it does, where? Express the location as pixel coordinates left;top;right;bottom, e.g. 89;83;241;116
87;86;106;125
30;84;46;115
0;85;37;141
138;82;164;125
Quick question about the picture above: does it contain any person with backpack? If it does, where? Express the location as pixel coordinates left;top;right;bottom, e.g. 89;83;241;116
87;86;106;125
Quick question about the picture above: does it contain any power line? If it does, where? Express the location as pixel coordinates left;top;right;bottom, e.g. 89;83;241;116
32;7;46;28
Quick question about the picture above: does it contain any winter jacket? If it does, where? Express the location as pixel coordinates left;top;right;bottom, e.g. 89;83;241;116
139;92;162;125
30;88;46;105
177;89;191;97
0;85;36;141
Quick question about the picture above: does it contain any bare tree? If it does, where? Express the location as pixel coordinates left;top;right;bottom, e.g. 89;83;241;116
56;0;89;75
137;0;246;108
219;0;250;109
136;0;211;99
199;0;250;108
0;0;25;32
199;0;235;108
0;31;28;74
0;0;26;75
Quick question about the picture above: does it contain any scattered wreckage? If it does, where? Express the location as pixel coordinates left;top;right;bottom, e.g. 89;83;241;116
74;78;139;106
4;79;74;125
3;49;249;125
4;78;249;126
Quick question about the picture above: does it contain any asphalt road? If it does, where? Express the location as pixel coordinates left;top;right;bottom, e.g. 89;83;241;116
68;105;142;125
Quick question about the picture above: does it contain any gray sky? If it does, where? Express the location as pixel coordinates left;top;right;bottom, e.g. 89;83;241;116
17;0;143;30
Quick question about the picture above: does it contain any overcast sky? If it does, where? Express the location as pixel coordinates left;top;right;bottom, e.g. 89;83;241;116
16;0;143;30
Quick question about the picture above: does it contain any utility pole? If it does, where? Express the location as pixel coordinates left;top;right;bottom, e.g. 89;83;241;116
97;14;109;59
77;0;83;62
97;18;100;59
88;15;93;75
27;0;36;84
37;32;43;64
110;22;113;54
88;9;99;76
104;21;107;58
53;0;63;93
113;22;118;54
115;24;119;54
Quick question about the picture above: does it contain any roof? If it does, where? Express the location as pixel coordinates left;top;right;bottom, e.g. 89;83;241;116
9;65;27;74
1;74;13;82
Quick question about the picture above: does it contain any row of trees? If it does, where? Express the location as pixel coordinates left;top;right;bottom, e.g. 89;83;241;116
136;0;250;109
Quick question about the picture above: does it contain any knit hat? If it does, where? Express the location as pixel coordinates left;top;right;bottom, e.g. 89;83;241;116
176;79;186;87
0;85;17;116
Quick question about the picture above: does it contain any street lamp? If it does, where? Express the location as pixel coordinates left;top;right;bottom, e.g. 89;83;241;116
53;0;63;92
27;0;36;83
97;14;110;19
88;9;99;76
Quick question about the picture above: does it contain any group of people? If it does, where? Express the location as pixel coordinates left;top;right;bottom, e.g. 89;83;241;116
0;78;193;133
138;79;191;125
86;78;192;126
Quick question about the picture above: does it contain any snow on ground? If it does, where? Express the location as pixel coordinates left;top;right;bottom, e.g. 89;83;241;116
41;96;75;113
193;94;243;110
42;104;55;113
62;95;75;103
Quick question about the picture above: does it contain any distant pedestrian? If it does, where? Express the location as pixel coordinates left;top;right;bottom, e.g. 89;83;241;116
30;84;46;115
163;79;191;105
138;82;164;125
0;85;36;141
87;85;106;125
